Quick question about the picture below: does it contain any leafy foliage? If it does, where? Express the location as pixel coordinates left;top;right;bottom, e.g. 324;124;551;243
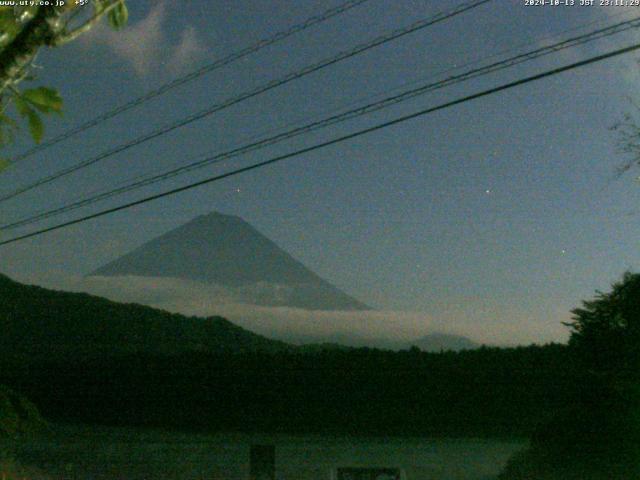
0;6;38;49
0;2;127;162
108;1;129;30
12;87;62;143
21;87;63;114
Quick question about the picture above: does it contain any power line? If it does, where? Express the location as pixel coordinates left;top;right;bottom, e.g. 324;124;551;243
1;40;638;247
8;0;373;163
0;0;491;203
3;15;639;231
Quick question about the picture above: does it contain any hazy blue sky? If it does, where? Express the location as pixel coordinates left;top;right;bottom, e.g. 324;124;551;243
1;0;639;344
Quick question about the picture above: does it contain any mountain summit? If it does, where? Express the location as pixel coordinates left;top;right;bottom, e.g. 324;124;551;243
91;212;369;310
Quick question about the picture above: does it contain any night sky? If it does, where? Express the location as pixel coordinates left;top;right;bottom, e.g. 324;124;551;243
1;0;639;345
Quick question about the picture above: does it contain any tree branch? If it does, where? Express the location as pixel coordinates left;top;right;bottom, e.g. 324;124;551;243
54;0;123;46
0;6;61;95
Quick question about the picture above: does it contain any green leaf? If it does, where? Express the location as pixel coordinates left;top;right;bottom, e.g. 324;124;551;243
13;95;31;117
108;2;128;30
22;87;63;114
93;0;109;14
25;109;44;144
0;158;9;173
0;13;19;47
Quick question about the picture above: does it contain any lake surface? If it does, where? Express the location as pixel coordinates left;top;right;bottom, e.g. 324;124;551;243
9;425;526;480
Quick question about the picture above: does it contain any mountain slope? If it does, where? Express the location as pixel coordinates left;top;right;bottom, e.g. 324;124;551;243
91;212;369;310
0;274;289;360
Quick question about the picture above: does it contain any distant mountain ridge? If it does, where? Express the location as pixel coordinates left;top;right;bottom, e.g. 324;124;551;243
0;273;289;360
285;332;479;352
91;212;369;311
408;333;479;352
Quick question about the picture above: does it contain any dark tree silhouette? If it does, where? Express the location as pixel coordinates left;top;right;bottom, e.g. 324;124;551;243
500;272;640;480
565;271;640;380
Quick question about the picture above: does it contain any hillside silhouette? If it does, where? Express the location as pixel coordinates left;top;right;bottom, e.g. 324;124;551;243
0;273;289;361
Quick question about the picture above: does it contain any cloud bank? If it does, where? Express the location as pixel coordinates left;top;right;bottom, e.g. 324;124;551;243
27;273;570;347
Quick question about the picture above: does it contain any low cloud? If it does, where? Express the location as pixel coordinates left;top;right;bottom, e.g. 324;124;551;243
85;2;206;76
170;26;207;75
26;273;570;347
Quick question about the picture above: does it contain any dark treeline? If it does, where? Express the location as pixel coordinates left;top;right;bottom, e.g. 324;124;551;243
0;274;584;438
1;344;579;437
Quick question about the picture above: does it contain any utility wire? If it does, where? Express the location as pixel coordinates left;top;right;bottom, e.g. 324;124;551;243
3;15;639;231
1;40;638;247
0;0;491;203
8;0;373;163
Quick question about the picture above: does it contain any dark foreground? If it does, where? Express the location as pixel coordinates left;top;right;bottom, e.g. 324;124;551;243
3;424;525;480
